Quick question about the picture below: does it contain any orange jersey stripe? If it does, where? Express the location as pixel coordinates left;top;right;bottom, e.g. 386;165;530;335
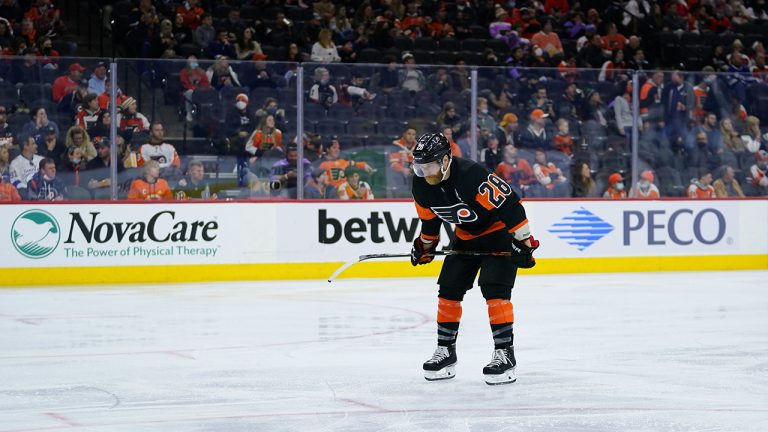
415;202;437;220
507;218;529;234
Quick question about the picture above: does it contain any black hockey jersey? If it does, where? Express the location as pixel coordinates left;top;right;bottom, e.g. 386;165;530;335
412;157;528;241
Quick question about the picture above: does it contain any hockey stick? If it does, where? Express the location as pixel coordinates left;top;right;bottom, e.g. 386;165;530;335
327;250;515;283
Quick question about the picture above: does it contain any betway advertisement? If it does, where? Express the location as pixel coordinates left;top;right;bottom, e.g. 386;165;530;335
0;200;766;268
0;204;275;268
289;200;765;260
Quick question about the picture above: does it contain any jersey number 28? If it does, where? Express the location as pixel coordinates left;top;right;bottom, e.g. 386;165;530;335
478;174;512;208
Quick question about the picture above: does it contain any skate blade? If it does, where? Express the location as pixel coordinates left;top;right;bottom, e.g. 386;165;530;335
424;363;456;381
484;369;516;385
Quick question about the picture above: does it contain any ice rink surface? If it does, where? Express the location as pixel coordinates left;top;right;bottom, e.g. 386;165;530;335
1;270;767;432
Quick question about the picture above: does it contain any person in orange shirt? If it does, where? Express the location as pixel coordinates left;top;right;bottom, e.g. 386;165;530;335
603;172;628;198
319;137;374;188
0;174;20;201
494;145;535;195
553;119;574;156
337;168;374;200
600;23;627;56
629;170;661;198
245;114;283;160
530;20;563;57
687;169;715;198
127;160;173;200
388;125;418;196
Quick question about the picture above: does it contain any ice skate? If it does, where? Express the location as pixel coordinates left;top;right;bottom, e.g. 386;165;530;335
423;344;457;381
483;346;516;385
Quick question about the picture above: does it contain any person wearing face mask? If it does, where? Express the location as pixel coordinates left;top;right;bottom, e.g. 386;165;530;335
308;67;338;110
224;93;256;155
26;157;66;201
603;172;628;198
254;98;286;129
629;169;661;198
180;55;210;122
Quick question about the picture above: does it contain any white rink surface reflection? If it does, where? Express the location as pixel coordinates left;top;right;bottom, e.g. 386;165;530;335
1;271;767;432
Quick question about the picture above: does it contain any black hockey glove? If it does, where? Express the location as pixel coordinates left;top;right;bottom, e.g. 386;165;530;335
511;235;540;269
411;236;437;266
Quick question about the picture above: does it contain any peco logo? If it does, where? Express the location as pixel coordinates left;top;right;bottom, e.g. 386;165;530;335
548;207;614;251
11;209;61;259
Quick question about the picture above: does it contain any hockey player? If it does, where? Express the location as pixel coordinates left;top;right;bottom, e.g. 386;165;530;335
410;132;539;385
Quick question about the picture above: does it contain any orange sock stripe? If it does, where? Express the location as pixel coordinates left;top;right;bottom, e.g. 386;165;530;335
437;298;462;322
486;299;514;324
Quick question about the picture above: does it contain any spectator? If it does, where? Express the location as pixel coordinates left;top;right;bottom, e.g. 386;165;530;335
371;56;400;92
248;60;278;89
89;111;126;153
75;93;101;133
0;143;10;180
553;119;574;157
0;105;14;148
603;172;628;198
152;19;178;58
35;38;59;71
598;49;627;82
662;70;694;146
720;118;746;154
578;32;606;68
10;48;41;85
207;29;236;59
531;20;563;58
742;116;763;153
601;23;627;56
526;86;556;119
559;82;584;120
399;52;426;92
476;97;497;132
18;18;35;46
254;97;286;129
225;93;256;153
174;160;217;200
627;48;649;72
25;157;65;201
180;55;209;122
88;62;108;95
435;102;463;136
519;109;552;150
305;167;337;199
341;72;376;108
116;97;150;143
748;150;768;194
450;58;470;92
582;90;609;128
0;172;21;201
171;12;193;46
270;144;311;199
337;40;357;63
58;145;88;193
571;161;597;198
311;28;340;63
64;126;97;162
309;67;338;110
442;126;463;158
206;55;241;90
388;125;417;193
10;135;43;191
629;169;661;198
494;145;535;195
236;26;264;61
639;71;664;122
222;7;245;35
301;13;324;48
480;134;503;172
137;123;181;171
532;149;567;196
127;159;173;200
713;165;745;197
52;63;85;102
193;13;215;49
239;176;271;200
97;79;127;111
337;167;374;200
318;137;374;189
687;169;715;198
614;82;633;139
427;66;454;96
685;112;723;155
269;11;299;48
176;0;204;30
0;18;13;49
22;107;59;142
245;114;283;159
85;137;120;199
38;125;64;161
59;78;89;118
495;113;520;147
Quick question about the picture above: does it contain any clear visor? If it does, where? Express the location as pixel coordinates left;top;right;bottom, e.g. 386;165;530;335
412;161;442;177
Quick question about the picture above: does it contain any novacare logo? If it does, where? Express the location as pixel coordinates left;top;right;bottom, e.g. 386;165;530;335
11;209;61;259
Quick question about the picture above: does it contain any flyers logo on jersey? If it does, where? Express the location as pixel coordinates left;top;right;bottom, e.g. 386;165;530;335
431;203;478;224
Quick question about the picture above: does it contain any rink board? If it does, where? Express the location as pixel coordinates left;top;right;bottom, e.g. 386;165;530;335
0;199;766;286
